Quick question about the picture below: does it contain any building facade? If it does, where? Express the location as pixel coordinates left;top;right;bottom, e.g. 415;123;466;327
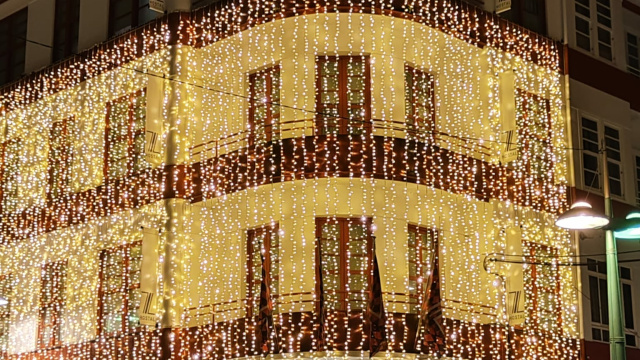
0;0;581;359
463;1;640;359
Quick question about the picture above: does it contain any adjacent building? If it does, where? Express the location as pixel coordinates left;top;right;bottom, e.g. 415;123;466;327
0;0;589;359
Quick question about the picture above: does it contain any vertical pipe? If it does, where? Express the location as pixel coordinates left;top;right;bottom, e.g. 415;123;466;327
602;146;627;360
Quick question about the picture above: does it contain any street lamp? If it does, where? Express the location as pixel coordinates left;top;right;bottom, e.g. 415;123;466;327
555;147;640;360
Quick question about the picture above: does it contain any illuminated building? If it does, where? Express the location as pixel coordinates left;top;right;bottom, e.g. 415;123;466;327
0;0;582;358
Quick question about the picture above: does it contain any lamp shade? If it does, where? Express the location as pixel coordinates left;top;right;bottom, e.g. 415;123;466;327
555;201;610;230
613;212;640;239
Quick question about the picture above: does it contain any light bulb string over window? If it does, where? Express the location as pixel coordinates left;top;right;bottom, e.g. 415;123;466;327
122;65;587;152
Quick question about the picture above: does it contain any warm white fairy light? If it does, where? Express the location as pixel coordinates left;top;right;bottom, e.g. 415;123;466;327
0;1;579;359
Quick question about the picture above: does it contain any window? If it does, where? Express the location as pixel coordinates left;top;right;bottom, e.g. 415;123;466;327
516;90;553;179
500;0;547;35
108;0;157;37
0;139;22;213
247;224;280;316
404;66;435;142
528;245;561;331
407;225;439;314
627;33;640;76
98;242;142;335
575;0;591;51
52;0;80;62
0;7;28;86
38;261;66;349
104;90;148;180
587;259;635;345
574;0;613;60
0;274;12;353
316;56;371;135
249;66;280;145
316;217;372;311
580;117;622;197
49;118;73;199
635;155;640;207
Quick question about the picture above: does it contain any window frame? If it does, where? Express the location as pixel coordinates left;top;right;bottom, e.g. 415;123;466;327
0;7;28;86
37;261;66;350
500;0;548;35
516;89;554;180
407;225;439;314
527;243;562;330
108;0;156;37
248;66;281;146
246;223;280;317
103;89;147;181
48;117;74;200
97;240;143;336
315;56;372;136
404;65;436;142
315;217;373;312
573;0;614;61
52;0;80;62
579;115;624;198
586;258;636;345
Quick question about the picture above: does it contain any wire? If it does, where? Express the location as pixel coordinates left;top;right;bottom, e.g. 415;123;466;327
488;257;640;267
121;65;587;152
488;248;640;260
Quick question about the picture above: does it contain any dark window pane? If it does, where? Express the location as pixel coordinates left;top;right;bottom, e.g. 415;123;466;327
592;328;602;341
590;276;601;323
598;261;607;274
621;267;631;280
626;334;637;347
587;258;598;272
582;117;598;131
623;283;634;329
583;154;599;171
599;43;613;60
609;178;622;197
600;278;609;324
577;33;591;51
605;126;619;138
0;7;28;86
576;17;590;34
53;0;80;61
584;170;599;189
603;330;610;342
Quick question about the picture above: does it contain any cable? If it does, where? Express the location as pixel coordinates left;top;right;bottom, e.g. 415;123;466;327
488;248;640;260
488;257;640;267
121;65;587;152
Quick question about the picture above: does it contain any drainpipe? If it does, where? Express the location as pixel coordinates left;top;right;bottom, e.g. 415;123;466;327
160;16;193;358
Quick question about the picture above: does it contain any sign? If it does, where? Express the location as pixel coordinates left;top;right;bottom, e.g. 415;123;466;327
496;0;512;14
150;0;166;13
145;76;164;165
505;227;525;327
499;71;518;164
138;227;160;326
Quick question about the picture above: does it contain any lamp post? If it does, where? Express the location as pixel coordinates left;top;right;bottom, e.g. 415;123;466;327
600;148;627;360
555;147;640;360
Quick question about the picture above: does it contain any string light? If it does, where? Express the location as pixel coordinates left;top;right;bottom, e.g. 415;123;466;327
0;1;579;359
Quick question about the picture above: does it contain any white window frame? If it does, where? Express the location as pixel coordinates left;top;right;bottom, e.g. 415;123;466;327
586;259;636;346
578;114;624;199
572;0;615;61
